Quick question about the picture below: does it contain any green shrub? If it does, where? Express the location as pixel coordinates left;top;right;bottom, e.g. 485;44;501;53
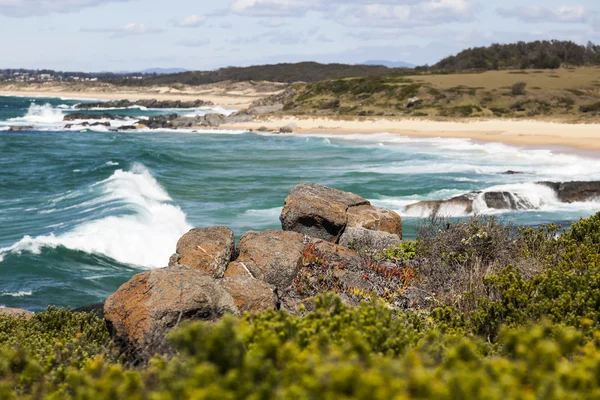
4;212;600;398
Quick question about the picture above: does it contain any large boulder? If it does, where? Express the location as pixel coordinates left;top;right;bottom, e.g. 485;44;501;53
339;227;402;254
220;278;278;313
104;265;237;357
540;181;600;203
280;183;370;242
202;113;227;127
0;307;33;319
346;204;402;238
224;261;254;279
235;230;305;288
169;227;234;278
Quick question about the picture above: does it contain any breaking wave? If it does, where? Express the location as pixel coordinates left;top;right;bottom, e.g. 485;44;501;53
0;163;191;268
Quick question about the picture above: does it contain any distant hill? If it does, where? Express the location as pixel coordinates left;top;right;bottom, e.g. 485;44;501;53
115;62;413;86
363;60;415;68
140;68;188;75
431;40;600;71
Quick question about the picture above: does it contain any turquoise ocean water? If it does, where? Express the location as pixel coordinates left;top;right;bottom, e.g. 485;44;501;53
1;95;600;310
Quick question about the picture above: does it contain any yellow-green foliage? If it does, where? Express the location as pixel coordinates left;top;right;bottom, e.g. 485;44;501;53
4;212;600;398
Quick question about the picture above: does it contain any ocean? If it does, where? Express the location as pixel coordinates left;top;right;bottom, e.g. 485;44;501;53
1;95;600;311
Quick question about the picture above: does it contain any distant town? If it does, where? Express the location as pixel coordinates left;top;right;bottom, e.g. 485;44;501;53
0;69;148;83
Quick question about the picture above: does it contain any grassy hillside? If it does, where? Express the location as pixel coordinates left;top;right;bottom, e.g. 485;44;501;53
281;67;600;121
116;62;410;86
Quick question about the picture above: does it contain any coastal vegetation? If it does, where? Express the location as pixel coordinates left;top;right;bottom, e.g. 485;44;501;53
430;40;600;71
4;211;600;398
281;66;600;120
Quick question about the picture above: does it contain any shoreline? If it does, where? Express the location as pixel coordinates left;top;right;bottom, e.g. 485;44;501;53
0;88;263;109
220;117;600;152
3;88;600;151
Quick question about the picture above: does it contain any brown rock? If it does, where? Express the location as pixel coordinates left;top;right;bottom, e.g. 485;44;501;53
0;307;34;319
220;278;277;313
339;227;402;254
280;183;370;242
104;265;237;356
224;261;254;279
236;230;305;288
171;227;234;278
346;205;403;238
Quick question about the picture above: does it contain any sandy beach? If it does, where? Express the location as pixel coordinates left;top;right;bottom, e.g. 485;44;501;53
3;85;600;151
220;117;600;151
0;81;283;109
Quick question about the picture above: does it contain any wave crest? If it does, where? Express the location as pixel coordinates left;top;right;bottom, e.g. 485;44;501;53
0;163;191;268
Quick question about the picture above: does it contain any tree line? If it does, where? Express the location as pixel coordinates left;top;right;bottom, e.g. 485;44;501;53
428;40;600;71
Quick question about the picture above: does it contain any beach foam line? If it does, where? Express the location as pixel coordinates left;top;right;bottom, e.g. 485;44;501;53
0;291;33;298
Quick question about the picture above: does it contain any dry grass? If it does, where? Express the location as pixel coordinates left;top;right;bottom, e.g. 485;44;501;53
283;67;600;121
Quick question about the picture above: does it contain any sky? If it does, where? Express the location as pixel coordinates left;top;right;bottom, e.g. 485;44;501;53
0;0;599;72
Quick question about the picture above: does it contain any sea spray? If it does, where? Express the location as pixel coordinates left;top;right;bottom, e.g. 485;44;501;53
0;164;191;268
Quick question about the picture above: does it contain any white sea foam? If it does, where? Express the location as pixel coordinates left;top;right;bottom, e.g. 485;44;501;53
7;103;64;126
106;161;119;166
0;291;33;298
377;182;600;218
242;207;283;225
0;163;191;268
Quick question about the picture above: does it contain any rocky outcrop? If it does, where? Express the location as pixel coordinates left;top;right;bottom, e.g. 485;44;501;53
169;227;235;278
0;307;34;319
405;181;600;217
220;278;278;313
75;99;214;109
8;126;33;131
483;192;535;210
224;261;254;279
63;113;126;121
140;114;179;129
279;124;296;133
346;204;402;238
249;88;297;111
540;181;600;203
104;265;237;357
280;183;371;242
235;230;305;288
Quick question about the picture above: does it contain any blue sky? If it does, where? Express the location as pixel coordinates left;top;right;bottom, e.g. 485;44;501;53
1;0;599;71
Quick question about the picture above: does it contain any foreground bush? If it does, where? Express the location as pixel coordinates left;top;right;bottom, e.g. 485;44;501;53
3;211;600;398
4;297;600;399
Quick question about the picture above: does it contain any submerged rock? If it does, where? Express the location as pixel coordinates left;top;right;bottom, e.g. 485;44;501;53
170;226;235;278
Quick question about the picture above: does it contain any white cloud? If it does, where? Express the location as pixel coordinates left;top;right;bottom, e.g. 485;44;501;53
172;14;206;27
497;5;593;23
333;0;476;28
229;0;476;27
231;0;314;17
0;0;129;17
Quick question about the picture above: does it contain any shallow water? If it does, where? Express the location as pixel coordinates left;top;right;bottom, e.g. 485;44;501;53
1;96;599;310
